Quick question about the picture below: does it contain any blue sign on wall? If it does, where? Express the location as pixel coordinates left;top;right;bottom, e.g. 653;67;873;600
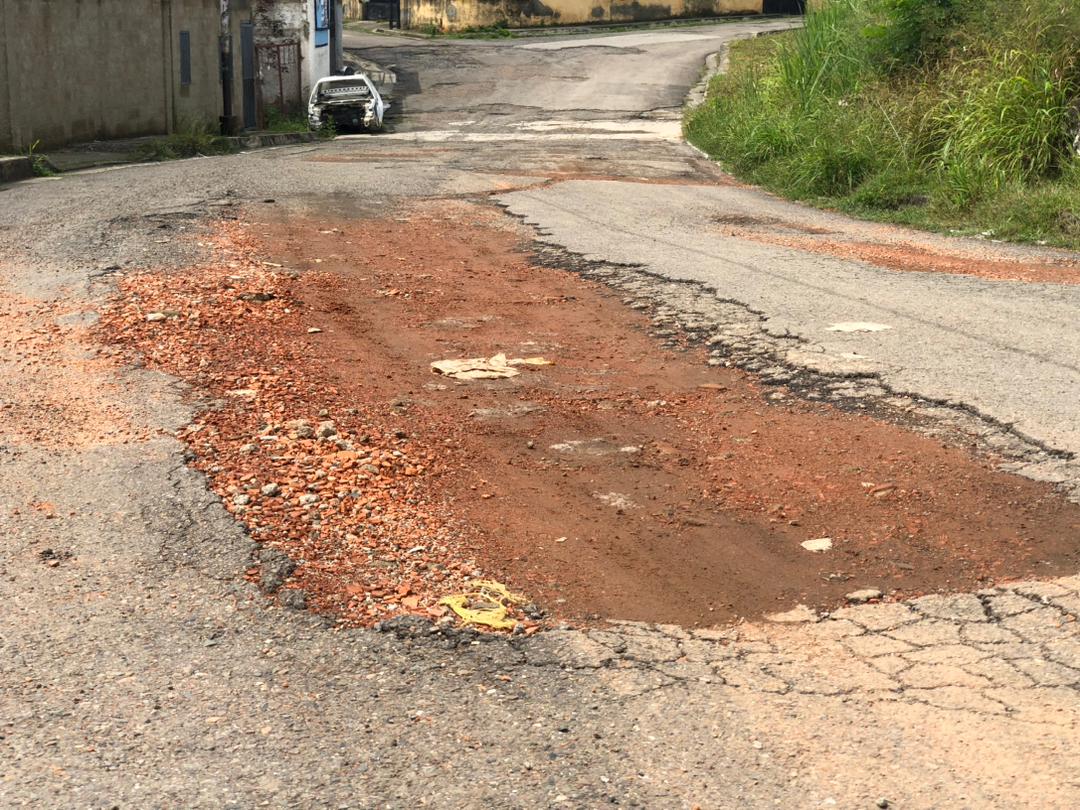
315;0;330;47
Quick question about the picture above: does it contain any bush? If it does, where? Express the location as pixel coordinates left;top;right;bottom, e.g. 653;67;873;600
264;106;310;133
27;140;57;177
137;122;233;161
686;0;1080;248
879;0;973;67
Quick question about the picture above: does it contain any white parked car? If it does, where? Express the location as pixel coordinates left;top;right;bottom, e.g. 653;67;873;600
308;74;387;132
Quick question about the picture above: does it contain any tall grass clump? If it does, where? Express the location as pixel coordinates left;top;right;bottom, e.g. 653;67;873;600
137;121;234;161
686;0;1080;248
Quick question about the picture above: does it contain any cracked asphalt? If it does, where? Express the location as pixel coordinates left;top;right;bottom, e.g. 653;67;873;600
1;20;1078;809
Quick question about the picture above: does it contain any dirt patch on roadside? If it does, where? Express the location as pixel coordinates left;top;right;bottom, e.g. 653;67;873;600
96;225;520;629
0;285;146;450
717;221;1080;284
100;204;1080;628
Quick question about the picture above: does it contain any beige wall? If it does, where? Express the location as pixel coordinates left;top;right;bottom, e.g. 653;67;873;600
0;0;247;152
404;0;762;30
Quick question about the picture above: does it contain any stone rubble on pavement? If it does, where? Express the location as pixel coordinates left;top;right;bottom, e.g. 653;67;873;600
98;222;533;630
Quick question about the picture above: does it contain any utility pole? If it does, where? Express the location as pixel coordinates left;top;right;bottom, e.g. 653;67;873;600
219;0;234;134
332;1;344;75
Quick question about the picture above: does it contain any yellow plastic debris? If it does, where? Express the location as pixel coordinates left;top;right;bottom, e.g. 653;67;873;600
439;580;527;631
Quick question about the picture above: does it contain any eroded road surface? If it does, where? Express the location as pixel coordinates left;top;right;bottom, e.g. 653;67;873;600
3;21;1079;808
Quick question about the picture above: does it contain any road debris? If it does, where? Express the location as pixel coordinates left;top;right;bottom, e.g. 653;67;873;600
98;210;1080;627
431;352;553;380
439;580;528;630
845;588;884;603
97;220;527;629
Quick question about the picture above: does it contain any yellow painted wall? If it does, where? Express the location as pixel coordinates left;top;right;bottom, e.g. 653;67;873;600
404;0;762;31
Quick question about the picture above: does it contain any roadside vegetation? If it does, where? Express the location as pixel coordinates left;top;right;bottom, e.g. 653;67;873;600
27;140;57;177
137;122;234;161
264;107;313;133
135;112;333;163
686;0;1080;249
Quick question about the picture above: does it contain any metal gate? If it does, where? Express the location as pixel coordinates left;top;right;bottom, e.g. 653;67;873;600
364;0;400;28
762;0;806;13
255;41;303;125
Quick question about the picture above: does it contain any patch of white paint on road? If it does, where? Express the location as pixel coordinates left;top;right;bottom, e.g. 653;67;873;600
521;31;719;50
512;119;681;137
362;128;682;143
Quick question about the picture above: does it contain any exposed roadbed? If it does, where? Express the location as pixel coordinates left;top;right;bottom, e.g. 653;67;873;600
96;203;1080;629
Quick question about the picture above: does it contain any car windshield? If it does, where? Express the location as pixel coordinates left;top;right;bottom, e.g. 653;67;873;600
318;81;370;101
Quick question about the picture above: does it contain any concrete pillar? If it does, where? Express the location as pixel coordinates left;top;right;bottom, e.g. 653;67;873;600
162;0;176;134
332;1;344;74
220;0;234;132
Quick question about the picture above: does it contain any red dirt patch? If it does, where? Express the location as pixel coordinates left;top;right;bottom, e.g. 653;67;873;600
717;223;1080;284
100;205;1080;628
97;225;525;629
0;286;146;450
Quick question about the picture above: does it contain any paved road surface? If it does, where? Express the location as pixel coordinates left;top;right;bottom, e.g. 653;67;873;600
346;24;1080;494
1;21;1078;808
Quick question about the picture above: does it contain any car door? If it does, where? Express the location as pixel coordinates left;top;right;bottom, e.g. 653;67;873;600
363;75;385;129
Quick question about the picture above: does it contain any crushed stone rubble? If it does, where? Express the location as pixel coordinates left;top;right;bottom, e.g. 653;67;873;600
97;221;535;631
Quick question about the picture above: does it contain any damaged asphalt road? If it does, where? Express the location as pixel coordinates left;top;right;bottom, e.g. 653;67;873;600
2;20;1079;809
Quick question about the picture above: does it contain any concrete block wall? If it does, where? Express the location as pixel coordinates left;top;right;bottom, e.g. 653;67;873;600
0;0;236;152
404;0;762;30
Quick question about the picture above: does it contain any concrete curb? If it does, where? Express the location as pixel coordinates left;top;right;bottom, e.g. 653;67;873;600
41;130;323;176
0;155;34;184
685;46;730;111
224;131;320;150
685;26;795;112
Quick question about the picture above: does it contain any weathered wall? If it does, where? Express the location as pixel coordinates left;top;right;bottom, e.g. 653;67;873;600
253;0;330;103
404;0;762;30
0;2;10;152
343;0;363;20
170;0;235;131
0;0;234;151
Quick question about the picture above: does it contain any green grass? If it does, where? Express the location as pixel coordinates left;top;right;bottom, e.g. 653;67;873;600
27;140;57;177
136;122;235;161
445;21;517;38
685;0;1080;250
263;107;312;133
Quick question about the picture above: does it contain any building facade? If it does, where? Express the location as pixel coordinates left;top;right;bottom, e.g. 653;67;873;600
251;0;345;120
0;0;344;152
398;0;802;31
0;0;244;151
